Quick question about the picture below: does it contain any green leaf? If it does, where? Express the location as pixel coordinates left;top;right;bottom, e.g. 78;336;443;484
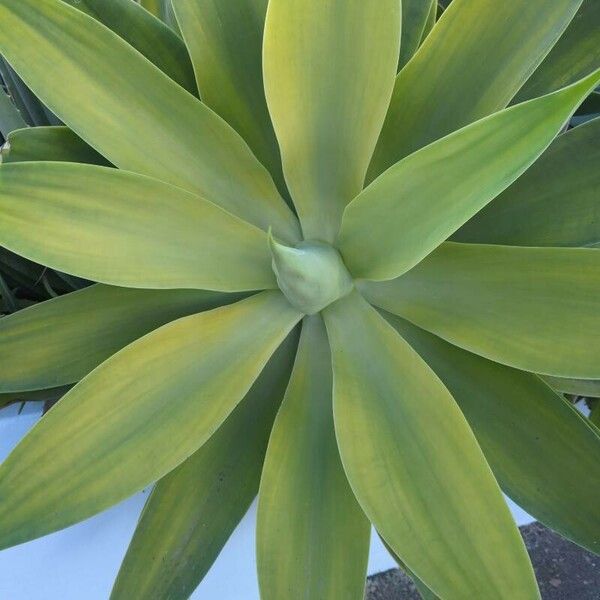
369;0;584;177
0;58;51;127
0;162;277;291
0;284;240;392
539;376;600;399
263;0;400;242
361;242;600;378
338;73;600;281
111;330;297;600
0;89;26;137
61;0;196;94
380;537;439;600
0;291;302;550
385;313;600;555
514;0;600;102
257;315;370;600
172;0;287;198
398;0;436;71
0;387;70;410
2;126;109;165
454;116;600;247
0;0;299;241
323;292;538;599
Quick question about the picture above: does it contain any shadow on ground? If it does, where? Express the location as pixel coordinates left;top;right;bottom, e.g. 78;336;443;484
366;522;599;599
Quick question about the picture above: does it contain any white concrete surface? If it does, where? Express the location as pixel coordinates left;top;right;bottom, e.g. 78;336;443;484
0;403;534;600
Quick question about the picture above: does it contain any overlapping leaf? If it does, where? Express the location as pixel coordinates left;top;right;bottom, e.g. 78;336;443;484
0;292;301;550
338;71;600;281
0;163;276;291
361;242;600;378
257;315;370;600
263;0;400;242
323;292;538;599
111;331;298;600
0;0;299;240
369;0;584;177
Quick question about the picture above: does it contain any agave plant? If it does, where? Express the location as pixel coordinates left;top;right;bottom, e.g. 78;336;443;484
0;0;599;598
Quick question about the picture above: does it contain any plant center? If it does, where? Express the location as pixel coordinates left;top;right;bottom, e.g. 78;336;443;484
268;233;354;315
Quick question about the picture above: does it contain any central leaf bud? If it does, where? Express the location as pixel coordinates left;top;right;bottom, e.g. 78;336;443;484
268;233;354;315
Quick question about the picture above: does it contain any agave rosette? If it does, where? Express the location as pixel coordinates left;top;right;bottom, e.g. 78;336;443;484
0;0;599;598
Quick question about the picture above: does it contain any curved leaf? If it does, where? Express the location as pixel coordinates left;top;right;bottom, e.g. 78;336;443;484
369;0;584;177
111;330;297;600
361;242;600;378
0;162;276;291
172;0;287;197
0;0;299;241
514;0;600;102
0;291;302;550
0;89;26;137
263;0;400;242
2;126;109;165
398;0;436;71
338;72;599;281
539;376;600;399
385;313;600;555
0;284;240;392
323;292;537;599
62;0;197;94
0;387;70;410
454;116;600;247
257;315;370;600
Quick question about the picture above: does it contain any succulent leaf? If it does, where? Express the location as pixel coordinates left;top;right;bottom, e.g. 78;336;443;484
323;292;539;599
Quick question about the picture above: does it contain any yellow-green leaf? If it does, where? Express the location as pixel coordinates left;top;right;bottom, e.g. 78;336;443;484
62;0;197;94
0;291;302;550
263;0;400;242
338;72;600;281
323;292;538;599
514;0;600;102
454;116;600;247
361;242;600;378
111;330;297;600
257;315;370;600
385;313;600;555
0;284;239;392
369;0;584;177
172;0;287;198
0;162;276;291
2;126;109;165
0;0;299;241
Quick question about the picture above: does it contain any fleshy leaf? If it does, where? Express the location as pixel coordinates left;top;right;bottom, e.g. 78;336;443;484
172;0;287;197
369;0;584;177
0;284;240;392
398;0;436;71
0;0;299;241
338;71;600;281
323;292;538;599
454;116;600;247
0;162;276;291
111;330;297;600
539;376;600;399
263;0;400;242
0;88;27;137
361;242;600;378
514;0;600;102
385;313;600;555
62;0;197;94
0;291;302;550
257;315;370;600
2;126;109;165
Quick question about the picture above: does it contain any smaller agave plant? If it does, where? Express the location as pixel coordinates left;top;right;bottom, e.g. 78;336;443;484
0;0;599;599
